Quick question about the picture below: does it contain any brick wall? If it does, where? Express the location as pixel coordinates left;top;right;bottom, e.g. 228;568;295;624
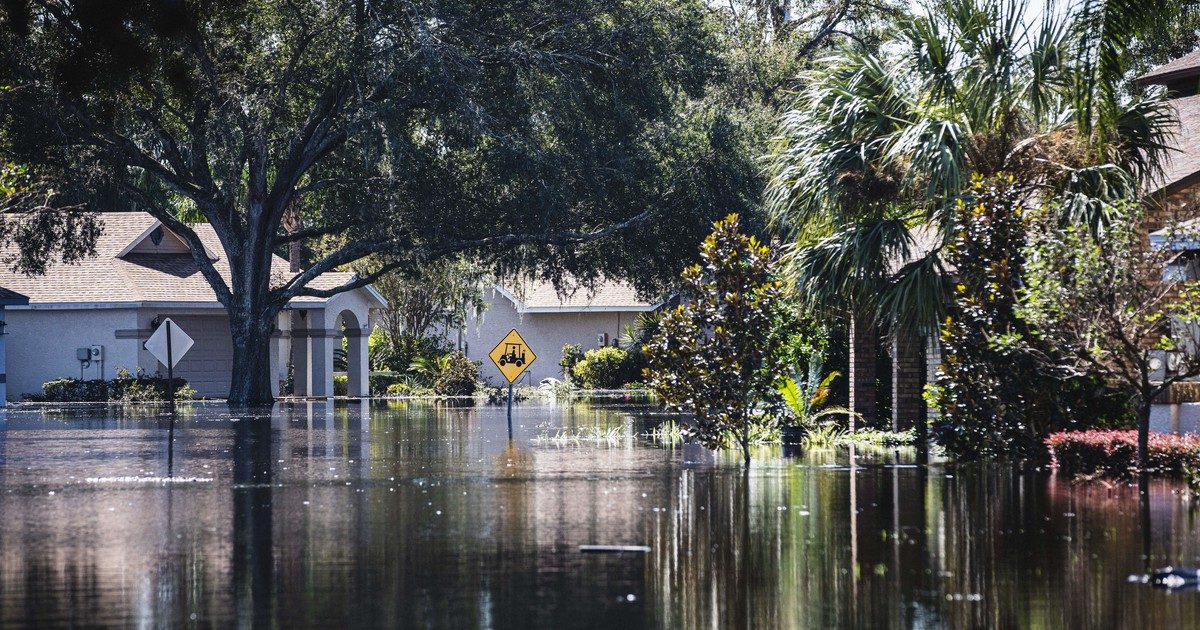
849;316;877;430
891;330;925;430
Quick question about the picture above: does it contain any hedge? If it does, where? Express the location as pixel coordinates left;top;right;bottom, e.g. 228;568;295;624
39;376;193;402
1046;430;1200;478
571;347;635;389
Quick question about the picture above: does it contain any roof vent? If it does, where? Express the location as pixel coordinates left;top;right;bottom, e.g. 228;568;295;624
149;226;164;246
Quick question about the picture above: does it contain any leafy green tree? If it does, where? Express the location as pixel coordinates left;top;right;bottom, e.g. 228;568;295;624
1019;204;1200;471
0;0;749;405
0;159;101;274
766;0;1174;340
645;214;795;467
370;257;486;369
927;175;1053;460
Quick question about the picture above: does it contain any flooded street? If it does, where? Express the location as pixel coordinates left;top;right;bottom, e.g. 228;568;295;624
1;398;1198;628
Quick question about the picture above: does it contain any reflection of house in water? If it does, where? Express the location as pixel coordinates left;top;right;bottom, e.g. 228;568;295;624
458;280;660;385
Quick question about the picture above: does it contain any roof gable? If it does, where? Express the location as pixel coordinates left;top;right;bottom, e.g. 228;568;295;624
116;220;219;260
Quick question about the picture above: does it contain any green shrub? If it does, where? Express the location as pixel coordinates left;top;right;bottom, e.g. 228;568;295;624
432;351;480;396
333;374;348;396
370;372;408;396
572;347;632;389
386;382;412;396
39;372;192;402
41;378;107;402
378;333;449;373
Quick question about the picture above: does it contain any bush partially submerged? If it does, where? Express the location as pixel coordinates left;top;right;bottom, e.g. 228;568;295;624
571;347;634;389
38;372;194;403
433;352;480;396
1046;430;1200;478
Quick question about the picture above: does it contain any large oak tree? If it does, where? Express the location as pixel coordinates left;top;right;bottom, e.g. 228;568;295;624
0;0;754;404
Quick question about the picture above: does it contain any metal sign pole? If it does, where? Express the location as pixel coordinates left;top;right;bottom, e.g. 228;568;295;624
166;320;175;416
507;382;513;440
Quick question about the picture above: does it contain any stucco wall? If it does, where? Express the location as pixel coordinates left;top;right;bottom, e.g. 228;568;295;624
0;309;7;405
5;308;139;399
461;288;647;385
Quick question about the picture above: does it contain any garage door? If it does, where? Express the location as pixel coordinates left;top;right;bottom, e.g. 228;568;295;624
168;316;233;398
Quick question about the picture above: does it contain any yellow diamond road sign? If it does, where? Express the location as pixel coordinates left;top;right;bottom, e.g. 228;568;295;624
489;329;536;384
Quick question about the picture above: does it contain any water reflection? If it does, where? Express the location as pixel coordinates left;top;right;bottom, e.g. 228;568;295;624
0;400;1199;627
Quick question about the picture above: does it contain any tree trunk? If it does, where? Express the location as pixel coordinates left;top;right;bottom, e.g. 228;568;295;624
1137;401;1152;473
227;296;279;407
741;433;751;469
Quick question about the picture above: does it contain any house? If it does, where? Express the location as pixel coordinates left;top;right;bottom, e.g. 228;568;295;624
1137;50;1200;432
0;287;29;407
0;213;386;400
846;52;1200;433
459;280;660;385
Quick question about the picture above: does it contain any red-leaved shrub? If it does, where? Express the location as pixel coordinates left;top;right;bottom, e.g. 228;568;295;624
1046;430;1200;477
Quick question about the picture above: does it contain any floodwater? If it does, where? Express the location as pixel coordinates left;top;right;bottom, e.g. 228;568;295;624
0;399;1198;628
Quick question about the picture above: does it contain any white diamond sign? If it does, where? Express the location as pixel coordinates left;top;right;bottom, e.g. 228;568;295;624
144;318;194;369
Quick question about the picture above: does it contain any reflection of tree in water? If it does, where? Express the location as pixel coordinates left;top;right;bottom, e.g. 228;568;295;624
231;419;274;626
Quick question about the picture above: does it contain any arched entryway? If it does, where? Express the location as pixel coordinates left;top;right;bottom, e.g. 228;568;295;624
287;288;380;398
337;309;369;397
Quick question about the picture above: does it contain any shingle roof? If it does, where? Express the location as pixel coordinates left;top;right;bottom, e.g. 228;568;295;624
498;279;658;312
0;212;359;306
1139;49;1200;86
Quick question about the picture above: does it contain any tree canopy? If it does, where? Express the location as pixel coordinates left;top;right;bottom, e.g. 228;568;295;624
0;0;756;403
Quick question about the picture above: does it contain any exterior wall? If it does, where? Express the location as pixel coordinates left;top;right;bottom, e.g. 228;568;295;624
848;316;877;430
0;309;6;405
461;288;647;385
5;308;139;399
891;330;925;430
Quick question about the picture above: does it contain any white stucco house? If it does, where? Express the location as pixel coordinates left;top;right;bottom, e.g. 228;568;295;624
0;212;386;400
0;287;29;406
459;281;660;385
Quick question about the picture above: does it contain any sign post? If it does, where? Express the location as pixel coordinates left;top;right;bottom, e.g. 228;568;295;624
166;320;174;414
145;318;195;416
488;329;536;440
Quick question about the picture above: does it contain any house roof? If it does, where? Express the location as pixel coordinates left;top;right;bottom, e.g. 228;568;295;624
0;212;380;309
495;279;659;313
1138;49;1200;87
0;287;28;306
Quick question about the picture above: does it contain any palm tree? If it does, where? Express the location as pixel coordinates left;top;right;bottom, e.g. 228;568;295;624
766;0;1175;343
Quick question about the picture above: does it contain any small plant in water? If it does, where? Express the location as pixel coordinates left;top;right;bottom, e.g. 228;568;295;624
532;425;632;447
648;420;684;445
802;423;846;449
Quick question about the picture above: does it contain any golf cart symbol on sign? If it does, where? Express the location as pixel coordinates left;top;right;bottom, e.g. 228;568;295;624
498;343;526;367
489;329;536;383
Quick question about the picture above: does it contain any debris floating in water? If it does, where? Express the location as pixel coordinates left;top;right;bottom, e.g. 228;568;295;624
86;476;214;484
1130;567;1200;590
579;545;651;553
